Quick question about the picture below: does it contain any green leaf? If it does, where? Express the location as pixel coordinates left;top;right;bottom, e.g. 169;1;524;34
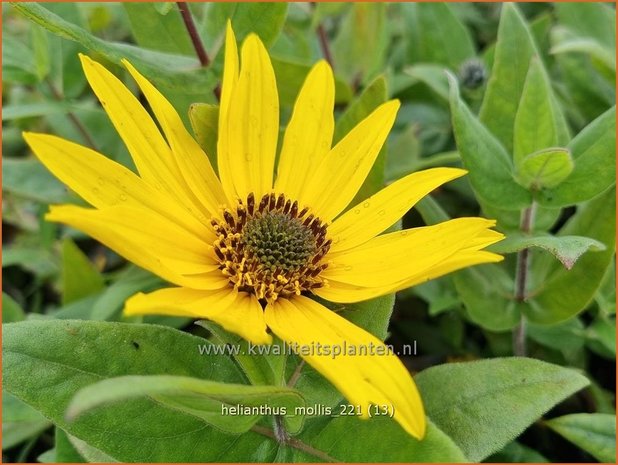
479;4;539;152
551;38;616;73
448;73;531;210
67;375;305;435
294;417;466;462
490;233;605;270
2;101;95;121
61;238;105;305
37;448;57;463
552;28;615;124
2;33;38;84
188;102;219;168
537;107;616;207
340;294;395;342
404;3;475;69
513;57;568;163
55;428;86;463
271;57;353;108
2;158;70;204
2;243;59;279
546;413;616;463
487;440;549;463
2;293;26;323
529;187;616;324
332;3;388;84
2;392;52;450
527;318;586;363
63;431;117;463
1;320;281;462
196;320;282;387
516;148;574;190
123;3;194;56
454;263;521;331
403;64;450;101
91;267;161;321
415;357;590;462
586;316;616;358
201;2;288;48
31;23;51;81
154;2;174;16
555;3;616;50
11;3;218;99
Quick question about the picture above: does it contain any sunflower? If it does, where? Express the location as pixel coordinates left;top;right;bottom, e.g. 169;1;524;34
23;24;503;440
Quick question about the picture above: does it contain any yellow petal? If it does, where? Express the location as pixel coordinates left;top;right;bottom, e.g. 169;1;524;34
315;250;503;303
22;132;211;241
301;100;400;222
323;218;498;287
122;60;227;216
328;168;467;252
79;54;203;217
218;33;279;202
217;22;239;204
47;205;228;290
126;287;271;345
275;60;334;201
265;296;426;439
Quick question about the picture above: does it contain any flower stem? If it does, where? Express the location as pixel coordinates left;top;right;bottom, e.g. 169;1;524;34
287;359;305;388
513;202;536;356
176;2;210;67
316;23;335;69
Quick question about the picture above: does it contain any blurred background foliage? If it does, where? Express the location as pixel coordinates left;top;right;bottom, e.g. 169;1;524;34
2;2;616;463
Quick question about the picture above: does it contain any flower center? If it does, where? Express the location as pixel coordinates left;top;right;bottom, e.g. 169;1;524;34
211;193;331;303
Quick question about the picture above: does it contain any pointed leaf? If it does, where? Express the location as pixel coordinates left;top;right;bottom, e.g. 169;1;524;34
516;148;574;190
537;107;616;207
404;3;475;69
61;238;105;305
479;4;538;152
490;234;605;270
448;73;531;209
546;414;616;463
528;187;616;324
416;358;590;462
67;375;305;434
514;57;567;163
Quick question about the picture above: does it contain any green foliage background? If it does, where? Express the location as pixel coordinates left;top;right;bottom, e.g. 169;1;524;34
2;2;616;463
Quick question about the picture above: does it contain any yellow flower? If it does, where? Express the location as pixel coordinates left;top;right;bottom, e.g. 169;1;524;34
24;25;503;440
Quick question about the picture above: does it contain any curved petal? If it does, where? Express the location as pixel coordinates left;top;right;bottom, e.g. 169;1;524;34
79;54;203;216
22;132;211;241
218;33;279;202
328;168;467;253
122;60;227;217
300;100;400;222
47;205;228;290
315;250;503;303
126;287;271;345
265;296;425;439
275;60;335;201
323;218;499;287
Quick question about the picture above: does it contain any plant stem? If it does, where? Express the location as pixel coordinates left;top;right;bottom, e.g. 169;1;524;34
46;78;98;151
311;3;334;69
287;360;305;388
251;425;336;462
513;202;536;356
176;2;210;67
176;2;221;101
316;23;335;69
